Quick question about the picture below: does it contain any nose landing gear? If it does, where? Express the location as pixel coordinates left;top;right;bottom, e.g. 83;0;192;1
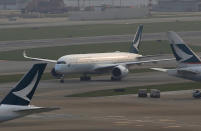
51;68;65;83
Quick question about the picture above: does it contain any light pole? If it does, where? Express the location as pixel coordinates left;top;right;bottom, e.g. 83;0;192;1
77;0;80;9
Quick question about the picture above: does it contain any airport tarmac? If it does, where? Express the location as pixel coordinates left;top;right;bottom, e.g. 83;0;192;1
0;74;199;131
0;71;190;99
0;59;198;131
0;31;201;52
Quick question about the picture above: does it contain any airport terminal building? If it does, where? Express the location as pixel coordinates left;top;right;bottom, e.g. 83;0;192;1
153;0;201;12
0;0;29;10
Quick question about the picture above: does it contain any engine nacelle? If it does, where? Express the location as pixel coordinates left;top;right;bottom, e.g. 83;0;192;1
111;65;129;80
51;68;63;79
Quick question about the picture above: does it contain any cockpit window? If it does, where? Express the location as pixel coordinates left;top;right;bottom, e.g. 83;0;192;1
57;61;66;64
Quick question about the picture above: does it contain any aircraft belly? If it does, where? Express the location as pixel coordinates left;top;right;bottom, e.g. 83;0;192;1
67;64;94;74
168;69;201;81
179;74;201;81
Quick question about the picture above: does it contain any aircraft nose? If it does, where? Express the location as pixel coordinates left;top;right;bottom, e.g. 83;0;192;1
55;63;66;73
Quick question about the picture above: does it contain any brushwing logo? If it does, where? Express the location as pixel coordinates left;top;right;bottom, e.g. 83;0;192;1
173;44;193;62
13;72;38;102
133;36;140;50
133;28;142;50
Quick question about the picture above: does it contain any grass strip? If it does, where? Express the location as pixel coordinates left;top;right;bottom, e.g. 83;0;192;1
1;21;201;41
0;40;201;61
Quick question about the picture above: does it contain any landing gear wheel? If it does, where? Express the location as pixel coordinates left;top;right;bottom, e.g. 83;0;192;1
59;75;65;83
80;76;91;81
60;79;64;83
111;77;121;81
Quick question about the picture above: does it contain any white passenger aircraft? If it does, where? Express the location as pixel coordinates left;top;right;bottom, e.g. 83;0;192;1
0;63;58;123
24;25;173;83
152;31;201;81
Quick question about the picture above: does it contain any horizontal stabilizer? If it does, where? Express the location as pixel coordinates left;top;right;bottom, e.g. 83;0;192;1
151;68;169;72
15;107;60;115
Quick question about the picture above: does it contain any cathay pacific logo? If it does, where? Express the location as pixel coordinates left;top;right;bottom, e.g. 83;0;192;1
133;29;142;50
133;36;140;50
173;44;193;62
13;72;38;101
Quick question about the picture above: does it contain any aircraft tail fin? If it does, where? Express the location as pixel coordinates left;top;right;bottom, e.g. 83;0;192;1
129;25;143;54
167;31;201;65
0;63;47;106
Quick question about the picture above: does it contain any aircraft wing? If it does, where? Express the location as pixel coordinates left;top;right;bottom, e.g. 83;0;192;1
23;51;57;63
14;107;59;115
138;54;166;59
123;58;175;66
94;58;175;72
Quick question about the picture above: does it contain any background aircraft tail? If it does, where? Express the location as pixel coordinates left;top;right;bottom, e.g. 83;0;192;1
129;25;143;54
167;31;201;66
0;63;47;106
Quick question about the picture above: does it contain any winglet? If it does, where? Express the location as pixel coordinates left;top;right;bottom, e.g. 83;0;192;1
129;25;143;54
23;50;27;58
0;63;47;106
23;51;57;63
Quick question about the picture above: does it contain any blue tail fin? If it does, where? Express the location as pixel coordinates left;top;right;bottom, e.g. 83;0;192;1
0;63;47;106
168;31;201;64
129;25;143;54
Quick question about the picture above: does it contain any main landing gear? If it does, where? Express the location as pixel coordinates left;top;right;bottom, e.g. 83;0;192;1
80;75;91;81
111;76;122;81
59;75;65;83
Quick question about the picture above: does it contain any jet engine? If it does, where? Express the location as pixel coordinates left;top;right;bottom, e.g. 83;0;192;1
111;65;129;80
51;68;63;79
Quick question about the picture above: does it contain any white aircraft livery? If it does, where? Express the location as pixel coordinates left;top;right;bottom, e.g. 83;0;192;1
24;25;173;83
152;31;201;81
0;63;58;123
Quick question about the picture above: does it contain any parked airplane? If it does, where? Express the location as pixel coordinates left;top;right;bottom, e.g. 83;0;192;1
0;63;58;123
24;25;173;83
152;31;201;81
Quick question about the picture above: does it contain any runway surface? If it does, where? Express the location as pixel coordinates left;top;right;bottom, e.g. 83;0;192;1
1;15;201;29
0;72;199;131
0;31;201;52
